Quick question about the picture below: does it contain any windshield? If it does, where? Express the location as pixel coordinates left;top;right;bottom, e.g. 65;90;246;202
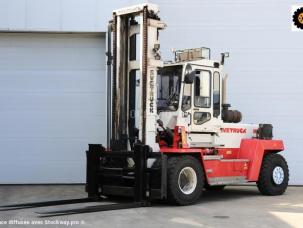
157;65;182;111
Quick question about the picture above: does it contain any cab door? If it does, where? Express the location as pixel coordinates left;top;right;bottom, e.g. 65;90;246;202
190;69;213;132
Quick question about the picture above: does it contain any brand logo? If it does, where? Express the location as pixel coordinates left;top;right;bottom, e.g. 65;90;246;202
292;5;303;31
220;128;247;134
149;70;155;113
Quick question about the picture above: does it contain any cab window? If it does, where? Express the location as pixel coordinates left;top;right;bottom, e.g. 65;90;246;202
194;112;211;125
194;70;211;108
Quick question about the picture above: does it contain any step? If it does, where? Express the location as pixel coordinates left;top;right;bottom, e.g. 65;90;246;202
203;155;250;163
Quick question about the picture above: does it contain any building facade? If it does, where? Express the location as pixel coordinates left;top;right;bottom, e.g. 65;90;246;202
0;0;301;184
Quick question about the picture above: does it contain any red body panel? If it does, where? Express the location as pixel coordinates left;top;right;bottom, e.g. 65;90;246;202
159;138;284;184
238;139;284;181
203;160;249;178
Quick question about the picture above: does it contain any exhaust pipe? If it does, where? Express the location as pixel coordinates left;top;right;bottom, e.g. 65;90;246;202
221;73;242;123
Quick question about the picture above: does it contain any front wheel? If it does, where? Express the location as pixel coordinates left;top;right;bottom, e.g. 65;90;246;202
167;156;204;205
257;153;289;195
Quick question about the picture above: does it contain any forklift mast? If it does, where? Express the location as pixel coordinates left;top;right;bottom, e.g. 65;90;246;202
107;4;166;151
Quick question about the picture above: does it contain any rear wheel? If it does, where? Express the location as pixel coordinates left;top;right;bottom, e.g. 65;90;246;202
257;153;289;195
167;156;204;205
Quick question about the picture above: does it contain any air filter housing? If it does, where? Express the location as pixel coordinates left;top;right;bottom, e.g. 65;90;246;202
257;124;273;140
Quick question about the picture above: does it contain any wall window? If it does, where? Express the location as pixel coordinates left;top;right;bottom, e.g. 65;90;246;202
194;112;211;125
194;70;211;108
213;72;220;117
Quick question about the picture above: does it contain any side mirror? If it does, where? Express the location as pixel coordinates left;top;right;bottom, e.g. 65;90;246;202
220;52;230;65
184;71;195;84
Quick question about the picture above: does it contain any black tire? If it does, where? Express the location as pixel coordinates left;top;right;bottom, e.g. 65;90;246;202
257;153;289;196
167;156;204;205
205;185;225;191
293;7;303;29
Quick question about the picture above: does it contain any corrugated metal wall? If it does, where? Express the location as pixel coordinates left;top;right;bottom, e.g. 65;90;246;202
0;0;143;183
153;0;302;184
0;33;105;183
0;0;141;32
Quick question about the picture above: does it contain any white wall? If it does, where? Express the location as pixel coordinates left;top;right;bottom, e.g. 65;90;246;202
0;33;106;183
152;0;303;184
0;0;142;32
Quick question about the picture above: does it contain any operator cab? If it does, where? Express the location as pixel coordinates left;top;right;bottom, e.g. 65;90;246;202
156;48;227;147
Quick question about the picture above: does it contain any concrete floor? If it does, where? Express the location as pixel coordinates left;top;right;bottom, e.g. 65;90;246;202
0;185;302;228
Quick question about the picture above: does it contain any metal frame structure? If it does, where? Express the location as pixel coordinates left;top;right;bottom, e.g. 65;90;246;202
85;144;167;201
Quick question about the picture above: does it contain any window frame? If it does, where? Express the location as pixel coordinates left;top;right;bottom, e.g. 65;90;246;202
181;83;192;112
193;70;212;108
193;112;211;125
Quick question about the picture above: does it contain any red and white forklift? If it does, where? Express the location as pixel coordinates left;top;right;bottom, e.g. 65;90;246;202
89;3;289;205
1;3;289;215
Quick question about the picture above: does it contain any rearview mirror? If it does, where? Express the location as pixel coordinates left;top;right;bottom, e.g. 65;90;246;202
220;52;230;65
184;71;195;84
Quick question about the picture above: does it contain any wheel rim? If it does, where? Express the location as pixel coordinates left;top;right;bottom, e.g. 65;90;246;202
178;167;197;195
298;12;303;24
272;166;284;185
